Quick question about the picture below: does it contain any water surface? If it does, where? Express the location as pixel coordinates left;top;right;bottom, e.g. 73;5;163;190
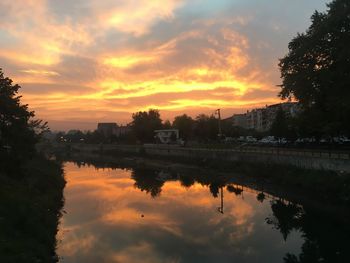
57;162;349;263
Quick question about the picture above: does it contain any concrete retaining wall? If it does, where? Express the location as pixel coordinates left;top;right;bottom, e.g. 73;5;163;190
143;145;350;172
71;143;350;172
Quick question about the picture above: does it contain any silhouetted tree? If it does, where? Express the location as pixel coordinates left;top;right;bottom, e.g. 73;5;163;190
279;0;350;137
131;109;162;143
173;114;195;140
270;107;290;139
84;130;105;144
0;68;47;158
65;130;85;143
194;114;218;142
162;120;172;129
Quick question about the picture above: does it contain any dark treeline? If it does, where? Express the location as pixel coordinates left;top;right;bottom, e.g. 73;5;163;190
0;68;65;262
53;110;225;144
54;106;348;146
54;109;266;145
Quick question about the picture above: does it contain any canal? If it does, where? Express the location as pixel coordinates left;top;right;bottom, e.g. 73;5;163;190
57;161;349;263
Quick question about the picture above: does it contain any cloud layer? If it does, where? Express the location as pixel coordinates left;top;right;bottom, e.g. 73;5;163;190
0;0;328;129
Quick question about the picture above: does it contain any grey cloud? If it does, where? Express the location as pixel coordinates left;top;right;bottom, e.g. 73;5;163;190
21;83;95;95
53;55;98;84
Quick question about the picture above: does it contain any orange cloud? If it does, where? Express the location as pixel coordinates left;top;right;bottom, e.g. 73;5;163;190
101;0;184;36
0;0;286;128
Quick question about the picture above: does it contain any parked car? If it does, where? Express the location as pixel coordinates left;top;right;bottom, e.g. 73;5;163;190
259;136;278;145
238;136;246;142
224;137;235;143
295;137;316;144
333;136;350;144
245;136;258;143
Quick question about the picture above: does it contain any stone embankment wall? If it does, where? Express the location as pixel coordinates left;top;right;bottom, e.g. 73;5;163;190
71;144;350;172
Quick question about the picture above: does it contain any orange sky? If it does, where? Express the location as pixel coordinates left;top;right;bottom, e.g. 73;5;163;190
0;0;328;130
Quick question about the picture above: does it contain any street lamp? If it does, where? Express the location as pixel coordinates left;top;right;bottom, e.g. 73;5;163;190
215;108;222;139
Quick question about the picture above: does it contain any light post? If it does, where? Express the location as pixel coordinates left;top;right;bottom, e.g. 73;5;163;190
215;108;222;139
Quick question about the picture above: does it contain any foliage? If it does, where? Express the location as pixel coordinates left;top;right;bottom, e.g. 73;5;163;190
162;120;172;129
279;0;350;136
0;69;47;157
270;107;296;139
131;109;162;143
194;114;218;141
172;114;195;140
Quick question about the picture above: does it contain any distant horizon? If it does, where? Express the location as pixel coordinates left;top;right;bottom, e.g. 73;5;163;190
46;107;250;131
47;99;297;131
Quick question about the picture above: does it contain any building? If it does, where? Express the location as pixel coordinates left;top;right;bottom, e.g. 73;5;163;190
97;123;131;138
264;102;300;131
246;108;267;131
231;114;247;128
228;102;300;132
154;129;179;144
115;125;131;137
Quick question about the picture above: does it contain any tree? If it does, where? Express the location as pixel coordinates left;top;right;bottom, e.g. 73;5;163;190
131;109;162;143
270;107;290;139
194;114;218;141
162;120;172;129
172;114;195;140
0;68;47;157
279;0;350;137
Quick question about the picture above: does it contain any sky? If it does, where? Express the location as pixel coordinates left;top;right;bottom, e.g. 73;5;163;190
0;0;329;131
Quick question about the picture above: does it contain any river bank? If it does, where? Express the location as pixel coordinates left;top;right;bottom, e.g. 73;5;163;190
0;155;66;263
50;142;350;172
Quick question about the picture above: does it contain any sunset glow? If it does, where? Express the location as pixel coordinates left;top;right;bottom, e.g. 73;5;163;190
0;0;328;130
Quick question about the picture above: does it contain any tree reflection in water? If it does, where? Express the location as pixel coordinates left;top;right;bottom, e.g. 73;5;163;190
132;167;350;263
266;200;303;241
266;200;350;263
64;158;350;263
131;167;166;198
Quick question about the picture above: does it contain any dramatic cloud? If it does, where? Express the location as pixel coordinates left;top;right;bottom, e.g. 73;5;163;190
0;0;328;130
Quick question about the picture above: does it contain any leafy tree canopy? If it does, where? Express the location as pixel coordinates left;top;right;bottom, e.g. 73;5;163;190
270;107;293;139
194;114;218;141
162;120;172;129
172;114;195;140
0;69;47;156
131;109;162;143
279;0;350;136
